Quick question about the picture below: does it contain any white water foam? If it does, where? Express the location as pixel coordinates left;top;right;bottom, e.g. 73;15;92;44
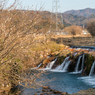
73;52;77;56
81;54;85;71
38;68;51;71
63;61;71;72
31;63;42;70
50;69;68;72
46;58;57;69
39;57;71;72
78;76;95;87
55;56;70;70
38;63;42;68
50;61;71;72
31;67;38;70
75;56;82;72
76;48;81;50
89;61;95;76
69;70;82;74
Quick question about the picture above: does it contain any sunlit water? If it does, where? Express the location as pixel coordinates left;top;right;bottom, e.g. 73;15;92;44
20;69;95;95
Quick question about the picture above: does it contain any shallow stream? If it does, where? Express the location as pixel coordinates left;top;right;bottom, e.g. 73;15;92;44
20;70;95;95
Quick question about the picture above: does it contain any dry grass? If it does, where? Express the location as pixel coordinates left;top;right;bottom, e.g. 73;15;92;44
64;25;83;35
0;1;67;94
51;36;95;46
0;0;53;94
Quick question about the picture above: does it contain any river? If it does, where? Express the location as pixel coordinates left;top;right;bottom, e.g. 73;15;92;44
20;70;95;95
20;46;95;95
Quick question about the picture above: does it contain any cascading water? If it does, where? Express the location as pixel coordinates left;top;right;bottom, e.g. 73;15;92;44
81;54;85;71
31;63;42;70
89;61;95;76
75;56;82;72
76;54;85;73
63;61;71;72
38;63;42;68
73;52;77;56
55;56;70;70
46;58;57;69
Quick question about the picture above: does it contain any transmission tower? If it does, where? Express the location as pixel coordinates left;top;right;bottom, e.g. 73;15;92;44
51;0;63;32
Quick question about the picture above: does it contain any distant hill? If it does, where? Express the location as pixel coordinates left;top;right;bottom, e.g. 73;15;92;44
88;14;95;18
37;8;95;27
64;8;95;17
62;13;86;26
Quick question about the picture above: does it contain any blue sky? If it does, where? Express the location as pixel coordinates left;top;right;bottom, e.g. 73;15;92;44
8;0;95;12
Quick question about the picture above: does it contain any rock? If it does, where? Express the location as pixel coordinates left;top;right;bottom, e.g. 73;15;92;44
42;86;50;89
43;92;52;94
42;57;55;67
50;88;54;91
42;89;48;92
53;90;62;94
62;92;68;95
34;93;37;95
40;93;44;95
36;91;40;93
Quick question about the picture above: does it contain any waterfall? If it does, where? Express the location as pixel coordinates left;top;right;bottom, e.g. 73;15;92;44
55;56;70;70
38;63;42;68
81;54;85;71
63;61;71;72
75;56;82;72
73;52;77;56
89;61;95;76
46;58;57;69
31;63;42;70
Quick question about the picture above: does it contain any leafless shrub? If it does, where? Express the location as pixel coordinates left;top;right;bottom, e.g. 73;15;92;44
64;25;82;35
0;0;52;94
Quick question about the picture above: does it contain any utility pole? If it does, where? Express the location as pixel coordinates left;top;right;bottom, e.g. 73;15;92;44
51;0;64;44
52;0;60;32
55;0;58;31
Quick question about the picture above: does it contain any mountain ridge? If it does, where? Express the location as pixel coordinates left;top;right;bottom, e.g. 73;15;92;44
64;8;95;17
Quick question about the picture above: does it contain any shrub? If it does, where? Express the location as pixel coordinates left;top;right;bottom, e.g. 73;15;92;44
0;0;49;94
64;25;82;35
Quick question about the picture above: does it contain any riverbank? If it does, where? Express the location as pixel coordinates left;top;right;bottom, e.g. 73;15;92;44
71;88;95;95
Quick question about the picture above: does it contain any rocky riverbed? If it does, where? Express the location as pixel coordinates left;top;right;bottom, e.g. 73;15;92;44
34;86;68;95
34;86;95;95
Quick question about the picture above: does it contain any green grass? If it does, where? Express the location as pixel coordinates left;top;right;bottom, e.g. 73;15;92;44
31;41;65;53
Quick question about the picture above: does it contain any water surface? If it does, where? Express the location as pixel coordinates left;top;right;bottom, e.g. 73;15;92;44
20;70;94;95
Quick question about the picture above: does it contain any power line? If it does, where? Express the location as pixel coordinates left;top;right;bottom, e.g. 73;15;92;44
51;0;63;32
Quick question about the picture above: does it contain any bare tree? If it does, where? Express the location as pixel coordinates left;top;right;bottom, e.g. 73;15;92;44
0;0;51;94
86;21;95;36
